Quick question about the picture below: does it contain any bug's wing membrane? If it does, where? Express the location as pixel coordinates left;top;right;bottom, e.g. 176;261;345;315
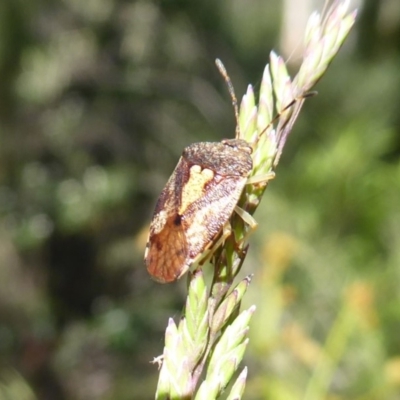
146;217;188;283
145;157;190;283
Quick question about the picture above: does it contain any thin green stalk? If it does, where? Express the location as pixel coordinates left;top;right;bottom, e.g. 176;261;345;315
154;2;356;399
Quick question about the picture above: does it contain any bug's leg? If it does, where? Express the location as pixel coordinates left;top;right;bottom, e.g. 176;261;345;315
197;223;232;267
246;171;275;185
234;206;258;230
233;171;275;242
233;205;259;246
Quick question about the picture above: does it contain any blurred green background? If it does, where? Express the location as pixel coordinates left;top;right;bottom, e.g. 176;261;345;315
0;0;400;399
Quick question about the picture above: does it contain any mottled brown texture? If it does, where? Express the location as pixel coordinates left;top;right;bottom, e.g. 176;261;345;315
144;139;253;283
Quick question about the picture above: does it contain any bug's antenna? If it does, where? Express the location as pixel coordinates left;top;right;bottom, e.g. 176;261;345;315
215;59;241;138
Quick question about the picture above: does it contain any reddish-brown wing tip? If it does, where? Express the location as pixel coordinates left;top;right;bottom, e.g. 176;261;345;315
145;217;188;283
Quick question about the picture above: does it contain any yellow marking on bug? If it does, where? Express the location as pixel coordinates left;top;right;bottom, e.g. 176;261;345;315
179;166;214;214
